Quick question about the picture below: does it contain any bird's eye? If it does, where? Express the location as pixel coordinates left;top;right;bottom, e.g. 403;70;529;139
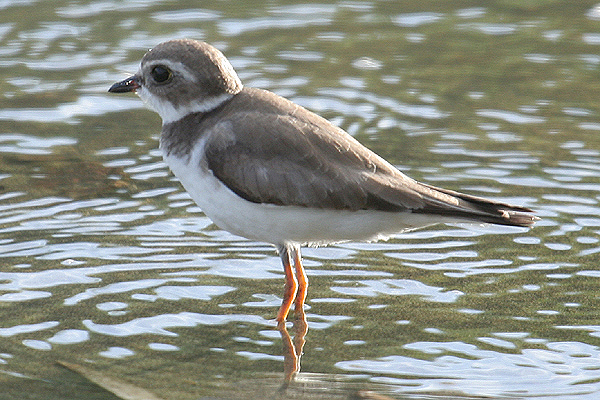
150;65;172;83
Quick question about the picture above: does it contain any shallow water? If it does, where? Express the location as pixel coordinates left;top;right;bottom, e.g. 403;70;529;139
2;1;600;399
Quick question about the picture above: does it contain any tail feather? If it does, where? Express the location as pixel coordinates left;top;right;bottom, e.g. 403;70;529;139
418;183;538;228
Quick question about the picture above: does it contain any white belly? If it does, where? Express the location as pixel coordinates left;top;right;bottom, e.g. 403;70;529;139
162;139;443;246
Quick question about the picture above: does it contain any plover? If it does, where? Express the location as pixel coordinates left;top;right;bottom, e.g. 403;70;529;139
109;39;537;325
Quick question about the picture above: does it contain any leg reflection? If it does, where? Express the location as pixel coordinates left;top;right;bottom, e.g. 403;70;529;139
277;309;308;387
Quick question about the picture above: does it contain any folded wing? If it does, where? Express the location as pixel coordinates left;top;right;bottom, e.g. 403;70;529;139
204;92;536;228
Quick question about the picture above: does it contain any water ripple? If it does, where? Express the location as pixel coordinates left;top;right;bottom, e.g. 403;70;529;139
331;279;463;303
83;312;270;337
339;341;600;398
0;95;142;123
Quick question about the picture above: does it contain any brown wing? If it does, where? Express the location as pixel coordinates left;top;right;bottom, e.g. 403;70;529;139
202;88;537;227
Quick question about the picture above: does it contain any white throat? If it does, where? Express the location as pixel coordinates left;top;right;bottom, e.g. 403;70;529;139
137;87;233;125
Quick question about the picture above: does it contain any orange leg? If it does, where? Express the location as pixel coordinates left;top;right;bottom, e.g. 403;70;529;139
276;244;309;384
276;244;298;326
290;245;308;319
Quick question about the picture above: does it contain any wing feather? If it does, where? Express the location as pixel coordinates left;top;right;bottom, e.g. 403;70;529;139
201;88;536;227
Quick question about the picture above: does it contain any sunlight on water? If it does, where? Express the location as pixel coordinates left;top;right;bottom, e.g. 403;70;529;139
339;341;600;398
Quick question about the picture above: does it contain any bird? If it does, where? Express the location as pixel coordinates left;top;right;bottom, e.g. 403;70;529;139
109;39;537;326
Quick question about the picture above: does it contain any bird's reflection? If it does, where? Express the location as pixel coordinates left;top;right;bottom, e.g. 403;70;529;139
277;309;308;387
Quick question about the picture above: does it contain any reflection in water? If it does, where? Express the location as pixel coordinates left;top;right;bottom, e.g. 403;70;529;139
278;309;308;387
